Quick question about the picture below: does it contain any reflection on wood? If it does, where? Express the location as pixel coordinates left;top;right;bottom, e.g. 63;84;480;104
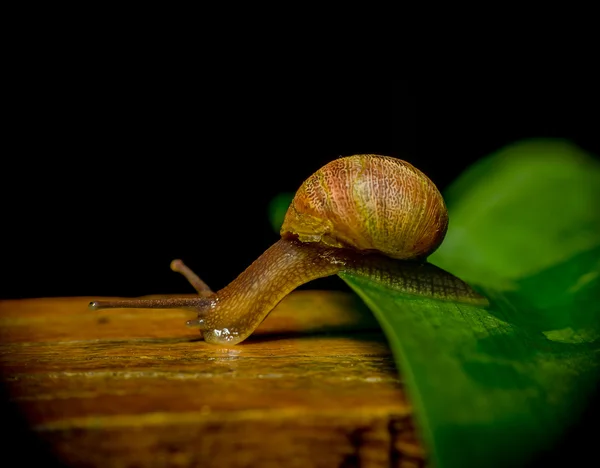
0;291;425;467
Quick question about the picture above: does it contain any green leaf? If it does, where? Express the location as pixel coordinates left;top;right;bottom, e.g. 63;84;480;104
266;141;600;466
268;191;294;233
340;139;600;467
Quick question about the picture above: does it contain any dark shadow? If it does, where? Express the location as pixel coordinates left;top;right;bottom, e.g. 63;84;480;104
475;328;600;360
0;383;66;467
240;328;387;346
527;382;600;468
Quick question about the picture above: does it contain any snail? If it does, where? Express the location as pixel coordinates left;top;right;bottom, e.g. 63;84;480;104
89;154;488;345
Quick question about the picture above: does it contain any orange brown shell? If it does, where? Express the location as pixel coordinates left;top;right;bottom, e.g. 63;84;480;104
280;154;448;260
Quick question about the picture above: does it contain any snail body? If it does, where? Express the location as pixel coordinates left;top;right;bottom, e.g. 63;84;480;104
90;154;487;345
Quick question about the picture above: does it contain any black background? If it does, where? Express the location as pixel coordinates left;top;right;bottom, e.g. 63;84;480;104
4;73;600;300
2;24;600;468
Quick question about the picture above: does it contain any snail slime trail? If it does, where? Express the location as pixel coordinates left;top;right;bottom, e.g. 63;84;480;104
90;155;488;345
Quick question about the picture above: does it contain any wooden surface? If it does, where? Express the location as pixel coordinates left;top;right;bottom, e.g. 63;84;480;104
0;291;426;467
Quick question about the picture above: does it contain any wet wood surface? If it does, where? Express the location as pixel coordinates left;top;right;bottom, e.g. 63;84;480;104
0;291;425;467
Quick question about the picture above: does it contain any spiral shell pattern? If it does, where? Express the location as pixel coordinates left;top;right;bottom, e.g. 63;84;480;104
281;154;448;260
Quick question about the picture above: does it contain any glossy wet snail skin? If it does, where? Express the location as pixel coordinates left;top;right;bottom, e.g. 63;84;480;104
89;154;488;345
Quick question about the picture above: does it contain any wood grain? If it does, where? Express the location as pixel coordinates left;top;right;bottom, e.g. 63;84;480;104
0;291;426;467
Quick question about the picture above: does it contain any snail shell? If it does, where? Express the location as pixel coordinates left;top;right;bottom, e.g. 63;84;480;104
281;154;448;260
